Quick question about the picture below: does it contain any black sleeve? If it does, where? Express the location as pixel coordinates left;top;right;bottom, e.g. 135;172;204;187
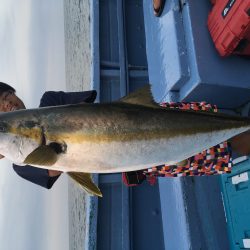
13;164;59;189
12;90;97;189
39;90;97;107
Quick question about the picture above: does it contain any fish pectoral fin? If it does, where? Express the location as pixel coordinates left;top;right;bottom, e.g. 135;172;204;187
23;145;58;166
119;84;160;109
67;172;103;197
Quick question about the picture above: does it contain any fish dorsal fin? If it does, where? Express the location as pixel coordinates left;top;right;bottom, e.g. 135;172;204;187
24;145;58;166
119;84;160;108
68;172;102;197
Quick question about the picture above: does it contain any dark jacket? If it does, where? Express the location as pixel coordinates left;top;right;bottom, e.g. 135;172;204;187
13;90;97;189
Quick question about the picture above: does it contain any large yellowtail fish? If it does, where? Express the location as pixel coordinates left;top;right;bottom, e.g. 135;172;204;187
0;85;249;196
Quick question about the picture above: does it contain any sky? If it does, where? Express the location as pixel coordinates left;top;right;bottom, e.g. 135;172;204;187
0;1;69;249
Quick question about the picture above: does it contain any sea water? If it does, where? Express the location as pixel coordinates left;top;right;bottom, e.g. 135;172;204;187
64;0;97;249
64;0;92;92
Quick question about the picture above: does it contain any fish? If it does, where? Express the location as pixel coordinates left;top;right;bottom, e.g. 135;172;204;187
0;85;249;197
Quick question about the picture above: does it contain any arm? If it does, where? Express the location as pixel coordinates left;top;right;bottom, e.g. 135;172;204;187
13;164;60;189
39;90;97;106
230;130;250;155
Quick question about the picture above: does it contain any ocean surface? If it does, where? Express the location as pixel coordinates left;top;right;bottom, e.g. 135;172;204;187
64;0;92;92
64;0;97;249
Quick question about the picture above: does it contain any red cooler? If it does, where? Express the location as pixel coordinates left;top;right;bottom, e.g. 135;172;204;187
208;0;250;56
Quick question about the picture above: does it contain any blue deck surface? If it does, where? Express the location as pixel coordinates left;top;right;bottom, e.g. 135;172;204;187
143;0;231;249
88;0;248;249
143;0;250;109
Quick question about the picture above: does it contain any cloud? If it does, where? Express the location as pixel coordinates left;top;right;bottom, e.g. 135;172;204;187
0;0;30;83
0;161;69;250
0;0;66;107
0;1;68;249
27;0;66;99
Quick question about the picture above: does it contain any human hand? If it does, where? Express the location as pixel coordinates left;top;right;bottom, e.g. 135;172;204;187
48;170;63;177
230;130;250;155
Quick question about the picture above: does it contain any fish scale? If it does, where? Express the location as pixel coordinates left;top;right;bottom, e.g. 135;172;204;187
0;101;249;173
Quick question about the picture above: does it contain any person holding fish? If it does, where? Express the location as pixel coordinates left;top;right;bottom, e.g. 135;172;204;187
0;82;97;189
0;81;249;196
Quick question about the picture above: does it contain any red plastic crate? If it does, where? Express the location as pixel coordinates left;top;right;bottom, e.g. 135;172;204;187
208;0;250;56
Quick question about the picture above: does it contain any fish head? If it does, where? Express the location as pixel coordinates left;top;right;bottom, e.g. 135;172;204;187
0;112;42;164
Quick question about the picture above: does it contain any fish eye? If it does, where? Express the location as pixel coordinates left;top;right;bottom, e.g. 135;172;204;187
0;122;8;133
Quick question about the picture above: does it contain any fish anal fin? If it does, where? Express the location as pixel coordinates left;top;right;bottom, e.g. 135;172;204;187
24;145;58;166
68;172;103;197
119;84;160;109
